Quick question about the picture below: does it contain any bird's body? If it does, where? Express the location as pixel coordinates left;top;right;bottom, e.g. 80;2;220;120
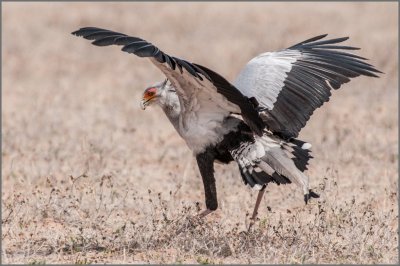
156;84;311;192
72;27;381;224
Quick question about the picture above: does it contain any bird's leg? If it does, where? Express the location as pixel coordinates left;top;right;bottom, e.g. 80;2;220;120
248;186;266;231
196;149;218;218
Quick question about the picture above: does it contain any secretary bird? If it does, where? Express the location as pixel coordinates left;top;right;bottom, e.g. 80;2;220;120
72;27;381;229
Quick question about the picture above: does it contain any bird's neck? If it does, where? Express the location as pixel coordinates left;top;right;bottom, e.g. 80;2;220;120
158;92;181;132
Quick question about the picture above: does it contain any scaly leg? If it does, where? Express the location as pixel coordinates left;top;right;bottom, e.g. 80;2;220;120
248;186;266;231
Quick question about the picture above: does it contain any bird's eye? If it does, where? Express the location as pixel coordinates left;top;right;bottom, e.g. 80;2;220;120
145;87;157;97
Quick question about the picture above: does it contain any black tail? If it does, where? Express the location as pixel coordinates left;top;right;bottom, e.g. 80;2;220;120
304;189;320;204
282;138;313;172
238;162;291;189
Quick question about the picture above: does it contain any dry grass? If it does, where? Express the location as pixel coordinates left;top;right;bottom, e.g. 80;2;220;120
2;2;398;264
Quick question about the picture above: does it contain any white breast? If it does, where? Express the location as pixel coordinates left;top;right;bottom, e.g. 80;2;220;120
178;113;240;154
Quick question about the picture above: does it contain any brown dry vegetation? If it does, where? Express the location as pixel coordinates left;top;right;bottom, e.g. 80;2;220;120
2;2;398;264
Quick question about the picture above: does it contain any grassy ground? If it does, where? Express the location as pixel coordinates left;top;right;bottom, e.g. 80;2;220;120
2;2;398;264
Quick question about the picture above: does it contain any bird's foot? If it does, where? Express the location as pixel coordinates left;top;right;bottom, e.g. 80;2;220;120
197;209;214;218
247;217;256;232
176;208;214;234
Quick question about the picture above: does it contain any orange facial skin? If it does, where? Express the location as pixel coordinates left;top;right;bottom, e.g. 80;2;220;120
143;87;157;101
140;87;158;110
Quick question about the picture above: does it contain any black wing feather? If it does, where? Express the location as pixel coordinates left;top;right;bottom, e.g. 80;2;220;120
72;27;265;136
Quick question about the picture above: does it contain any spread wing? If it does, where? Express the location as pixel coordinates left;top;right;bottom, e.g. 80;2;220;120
234;34;382;139
72;27;264;136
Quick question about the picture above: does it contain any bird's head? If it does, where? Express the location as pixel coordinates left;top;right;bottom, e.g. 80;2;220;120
140;79;172;110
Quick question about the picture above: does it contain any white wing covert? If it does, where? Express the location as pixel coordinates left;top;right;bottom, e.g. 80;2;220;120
234;34;382;139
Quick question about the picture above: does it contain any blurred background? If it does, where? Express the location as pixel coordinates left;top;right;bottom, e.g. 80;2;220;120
2;2;398;264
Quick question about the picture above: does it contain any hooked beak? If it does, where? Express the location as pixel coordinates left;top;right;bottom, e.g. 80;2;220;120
140;99;149;110
140;96;157;110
